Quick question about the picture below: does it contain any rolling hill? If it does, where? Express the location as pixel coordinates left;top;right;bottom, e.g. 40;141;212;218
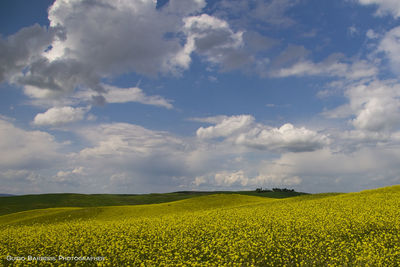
0;190;305;216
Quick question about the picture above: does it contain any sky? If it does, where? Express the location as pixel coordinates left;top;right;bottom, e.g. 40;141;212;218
1;0;400;194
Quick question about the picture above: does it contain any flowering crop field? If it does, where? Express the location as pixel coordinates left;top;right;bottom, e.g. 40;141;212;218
1;186;400;266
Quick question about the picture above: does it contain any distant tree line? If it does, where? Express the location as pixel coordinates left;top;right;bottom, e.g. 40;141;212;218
255;187;295;193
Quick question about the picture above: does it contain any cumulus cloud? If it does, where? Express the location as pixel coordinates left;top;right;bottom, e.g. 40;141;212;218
16;57;104;97
43;0;246;82
196;115;329;152
46;0;192;75
0;24;65;83
325;80;400;133
0;0;207;102
235;123;329;152
180;14;248;71
33;106;88;126
352;98;400;132
196;115;254;139
0;0;257;108
357;0;400;18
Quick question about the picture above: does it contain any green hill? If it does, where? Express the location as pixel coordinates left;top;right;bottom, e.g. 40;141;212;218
0;190;305;216
0;194;273;227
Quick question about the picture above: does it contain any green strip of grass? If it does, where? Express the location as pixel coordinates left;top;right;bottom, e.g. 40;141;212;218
0;190;307;216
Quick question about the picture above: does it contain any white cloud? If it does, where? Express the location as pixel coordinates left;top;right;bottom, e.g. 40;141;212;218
196;115;254;139
325;80;400;133
0;0;209;104
24;85;61;100
358;0;400;18
235;123;329;152
0;24;64;83
272;57;378;80
352;97;400;132
379;26;400;74
75;85;173;109
46;0;196;76
196;115;329;152
103;86;173;109
33;106;88;126
180;14;248;70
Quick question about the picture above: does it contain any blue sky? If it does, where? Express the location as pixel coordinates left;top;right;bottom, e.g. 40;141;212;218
1;0;400;194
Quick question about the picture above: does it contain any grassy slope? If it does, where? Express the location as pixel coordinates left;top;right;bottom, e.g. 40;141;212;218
0;190;305;216
0;194;274;226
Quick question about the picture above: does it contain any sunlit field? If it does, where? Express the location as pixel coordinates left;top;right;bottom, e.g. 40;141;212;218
1;186;400;266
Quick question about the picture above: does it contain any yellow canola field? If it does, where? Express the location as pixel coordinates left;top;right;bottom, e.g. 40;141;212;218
1;187;400;266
